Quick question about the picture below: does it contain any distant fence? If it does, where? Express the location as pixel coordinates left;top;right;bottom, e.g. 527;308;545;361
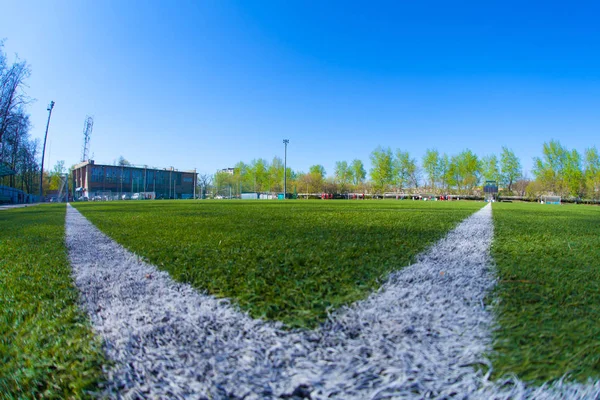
498;195;600;204
0;185;39;204
214;191;600;205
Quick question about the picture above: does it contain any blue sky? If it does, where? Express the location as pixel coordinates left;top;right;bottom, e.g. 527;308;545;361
1;1;599;177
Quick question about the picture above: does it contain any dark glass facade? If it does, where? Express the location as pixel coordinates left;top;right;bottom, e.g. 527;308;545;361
72;161;197;199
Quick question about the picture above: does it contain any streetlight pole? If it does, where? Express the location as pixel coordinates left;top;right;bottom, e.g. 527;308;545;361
39;101;55;199
283;139;289;199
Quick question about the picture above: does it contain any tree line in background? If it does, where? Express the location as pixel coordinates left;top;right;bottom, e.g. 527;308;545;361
211;141;600;201
0;42;39;193
0;43;66;196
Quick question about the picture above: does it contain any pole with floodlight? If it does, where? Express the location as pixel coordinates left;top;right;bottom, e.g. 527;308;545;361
39;101;55;199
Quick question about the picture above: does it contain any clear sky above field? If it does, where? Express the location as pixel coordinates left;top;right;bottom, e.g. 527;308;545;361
1;1;599;176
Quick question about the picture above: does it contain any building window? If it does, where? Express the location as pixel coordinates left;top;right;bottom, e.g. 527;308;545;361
156;171;166;184
132;170;142;181
91;167;103;183
106;167;118;183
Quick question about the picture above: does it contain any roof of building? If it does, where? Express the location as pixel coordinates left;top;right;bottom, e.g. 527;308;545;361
72;160;196;174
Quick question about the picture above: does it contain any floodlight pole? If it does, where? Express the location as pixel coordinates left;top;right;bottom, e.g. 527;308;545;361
283;139;289;199
39;101;55;199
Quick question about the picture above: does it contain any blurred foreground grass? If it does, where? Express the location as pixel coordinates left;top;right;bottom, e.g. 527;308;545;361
491;202;600;383
0;205;105;399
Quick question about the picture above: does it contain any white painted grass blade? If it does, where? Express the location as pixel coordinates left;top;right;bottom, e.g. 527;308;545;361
65;203;600;399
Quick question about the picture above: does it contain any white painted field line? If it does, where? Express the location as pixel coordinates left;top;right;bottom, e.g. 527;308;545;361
66;203;600;399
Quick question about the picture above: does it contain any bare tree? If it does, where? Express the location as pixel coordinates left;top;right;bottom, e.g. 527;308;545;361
0;48;31;147
3;112;29;186
19;138;39;193
0;42;38;197
0;108;37;190
197;173;212;198
512;176;531;197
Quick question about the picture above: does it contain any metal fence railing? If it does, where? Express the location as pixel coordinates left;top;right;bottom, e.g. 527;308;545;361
0;185;39;204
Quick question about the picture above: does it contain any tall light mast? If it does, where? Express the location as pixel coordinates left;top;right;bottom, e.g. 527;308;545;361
81;116;94;162
39;101;55;199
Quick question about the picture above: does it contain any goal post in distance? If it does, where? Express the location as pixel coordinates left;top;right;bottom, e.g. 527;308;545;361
541;195;561;205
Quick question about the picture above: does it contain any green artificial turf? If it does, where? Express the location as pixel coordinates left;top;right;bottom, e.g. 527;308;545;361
0;205;106;399
73;200;482;328
491;202;600;383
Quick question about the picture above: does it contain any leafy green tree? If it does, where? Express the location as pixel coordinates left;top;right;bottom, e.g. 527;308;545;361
369;146;394;195
309;164;326;178
533;140;569;195
308;164;326;192
214;170;235;197
394;150;419;191
448;150;481;194
525;179;544;200
323;176;339;194
564;149;584;198
350;159;366;187
584;147;600;200
447;156;461;193
249;158;270;192
233;161;251;194
268;156;284;192
285;167;296;194
48;160;66;191
481;154;500;183
500;147;522;192
220;157;300;195
532;141;584;198
422;149;441;191
296;172;309;195
334;161;352;192
439;153;450;192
